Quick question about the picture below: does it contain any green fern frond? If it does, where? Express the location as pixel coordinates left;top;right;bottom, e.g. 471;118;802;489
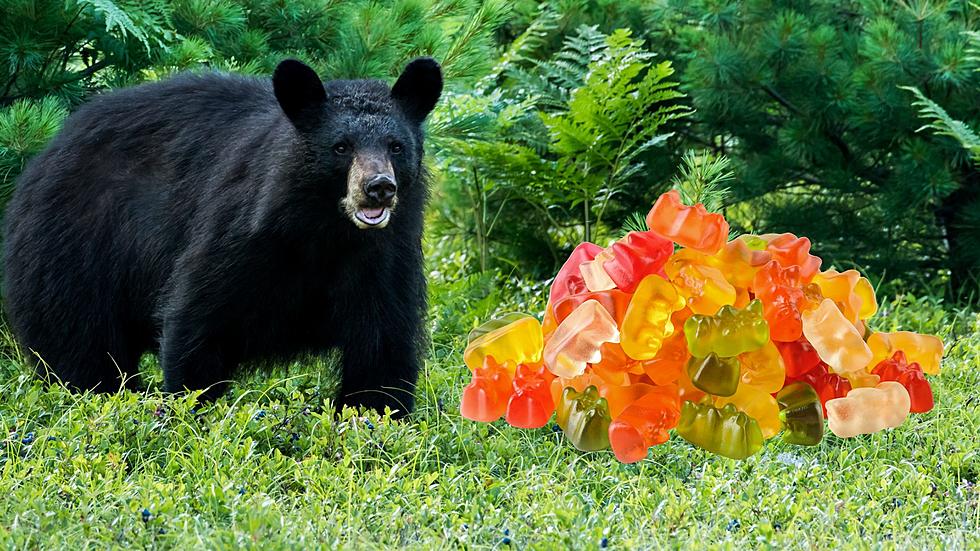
439;0;512;82
78;0;154;51
902;86;980;164
506;25;607;112
483;7;560;85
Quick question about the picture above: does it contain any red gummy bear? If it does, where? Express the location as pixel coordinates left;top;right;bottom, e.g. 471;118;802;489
602;232;674;293
460;356;514;422
775;338;823;378
645;190;729;254
550;243;603;306
753;261;807;342
871;351;934;414
764;233;822;283
608;384;681;463
506;363;557;428
787;362;851;417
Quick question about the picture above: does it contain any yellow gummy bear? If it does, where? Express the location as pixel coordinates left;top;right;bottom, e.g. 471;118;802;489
619;276;686;360
665;256;736;316
738;341;786;394
715;385;781;439
866;331;943;375
812;269;878;325
463;315;543;373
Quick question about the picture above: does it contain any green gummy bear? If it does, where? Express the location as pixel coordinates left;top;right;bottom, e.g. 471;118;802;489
686;353;740;397
556;386;611;451
676;400;763;460
776;382;824;446
684;299;770;358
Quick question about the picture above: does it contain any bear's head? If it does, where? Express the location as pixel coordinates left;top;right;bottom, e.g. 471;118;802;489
272;57;442;230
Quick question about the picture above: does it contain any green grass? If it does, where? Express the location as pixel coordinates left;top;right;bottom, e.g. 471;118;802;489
0;281;978;548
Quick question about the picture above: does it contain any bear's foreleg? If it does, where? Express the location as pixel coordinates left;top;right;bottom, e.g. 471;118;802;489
336;319;422;419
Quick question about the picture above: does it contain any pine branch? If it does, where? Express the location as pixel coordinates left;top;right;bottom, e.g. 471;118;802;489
0;60;112;107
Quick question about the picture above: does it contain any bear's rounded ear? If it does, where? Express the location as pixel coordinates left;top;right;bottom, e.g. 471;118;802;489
391;57;443;124
273;59;326;123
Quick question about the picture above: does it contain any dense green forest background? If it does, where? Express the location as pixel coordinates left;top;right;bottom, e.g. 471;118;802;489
1;0;978;297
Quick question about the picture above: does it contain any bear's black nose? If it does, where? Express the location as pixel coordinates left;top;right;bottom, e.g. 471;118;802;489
364;174;397;205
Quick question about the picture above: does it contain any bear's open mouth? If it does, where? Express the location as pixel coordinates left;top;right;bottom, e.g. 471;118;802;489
354;207;390;228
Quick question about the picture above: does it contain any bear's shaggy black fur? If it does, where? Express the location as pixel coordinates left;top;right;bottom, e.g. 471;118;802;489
2;58;442;417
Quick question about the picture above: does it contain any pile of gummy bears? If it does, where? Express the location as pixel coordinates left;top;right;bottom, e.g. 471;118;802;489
459;190;943;462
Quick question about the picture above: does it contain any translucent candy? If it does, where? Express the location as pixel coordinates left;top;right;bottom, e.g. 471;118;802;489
801;299;872;374
506;363;556;429
812;269;878;325
684;300;769;358
460;356;513;422
619;275;685;360
776;383;823;446
866;331;943;375
646;190;729;254
602;231;674;293
738;341;786;394
686;353;740;397
871;351;934;413
464;314;543;372
676;401;764;460
666;260;737;315
715;384;781;439
556;386;612;451
825;382;910;438
762;233;822;282
543;300;620;378
608;385;680;463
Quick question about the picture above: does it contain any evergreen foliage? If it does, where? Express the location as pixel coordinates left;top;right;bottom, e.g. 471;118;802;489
2;0;979;295
643;0;980;290
0;0;509;213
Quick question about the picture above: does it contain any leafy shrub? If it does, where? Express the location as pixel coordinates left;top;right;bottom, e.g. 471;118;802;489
431;23;687;276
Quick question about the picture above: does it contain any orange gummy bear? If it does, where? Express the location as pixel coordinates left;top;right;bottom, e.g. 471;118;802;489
460;356;514;422
752;260;807;342
762;233;822;282
646;190;729;254
608;384;681;463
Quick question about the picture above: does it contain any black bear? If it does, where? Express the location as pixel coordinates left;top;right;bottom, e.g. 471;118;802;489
2;58;442;417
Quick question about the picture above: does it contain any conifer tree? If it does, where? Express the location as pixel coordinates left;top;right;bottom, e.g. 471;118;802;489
643;0;980;290
0;0;508;216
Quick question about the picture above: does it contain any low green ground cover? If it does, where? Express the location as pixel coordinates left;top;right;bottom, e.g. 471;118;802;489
0;283;977;548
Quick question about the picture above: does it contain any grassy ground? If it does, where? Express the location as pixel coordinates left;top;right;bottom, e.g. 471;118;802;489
0;275;978;549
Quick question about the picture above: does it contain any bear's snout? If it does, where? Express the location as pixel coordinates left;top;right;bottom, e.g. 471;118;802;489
364;174;397;206
343;152;398;229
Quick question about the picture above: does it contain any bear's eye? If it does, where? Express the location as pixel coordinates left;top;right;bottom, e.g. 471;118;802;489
389;142;404;155
333;143;349;155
